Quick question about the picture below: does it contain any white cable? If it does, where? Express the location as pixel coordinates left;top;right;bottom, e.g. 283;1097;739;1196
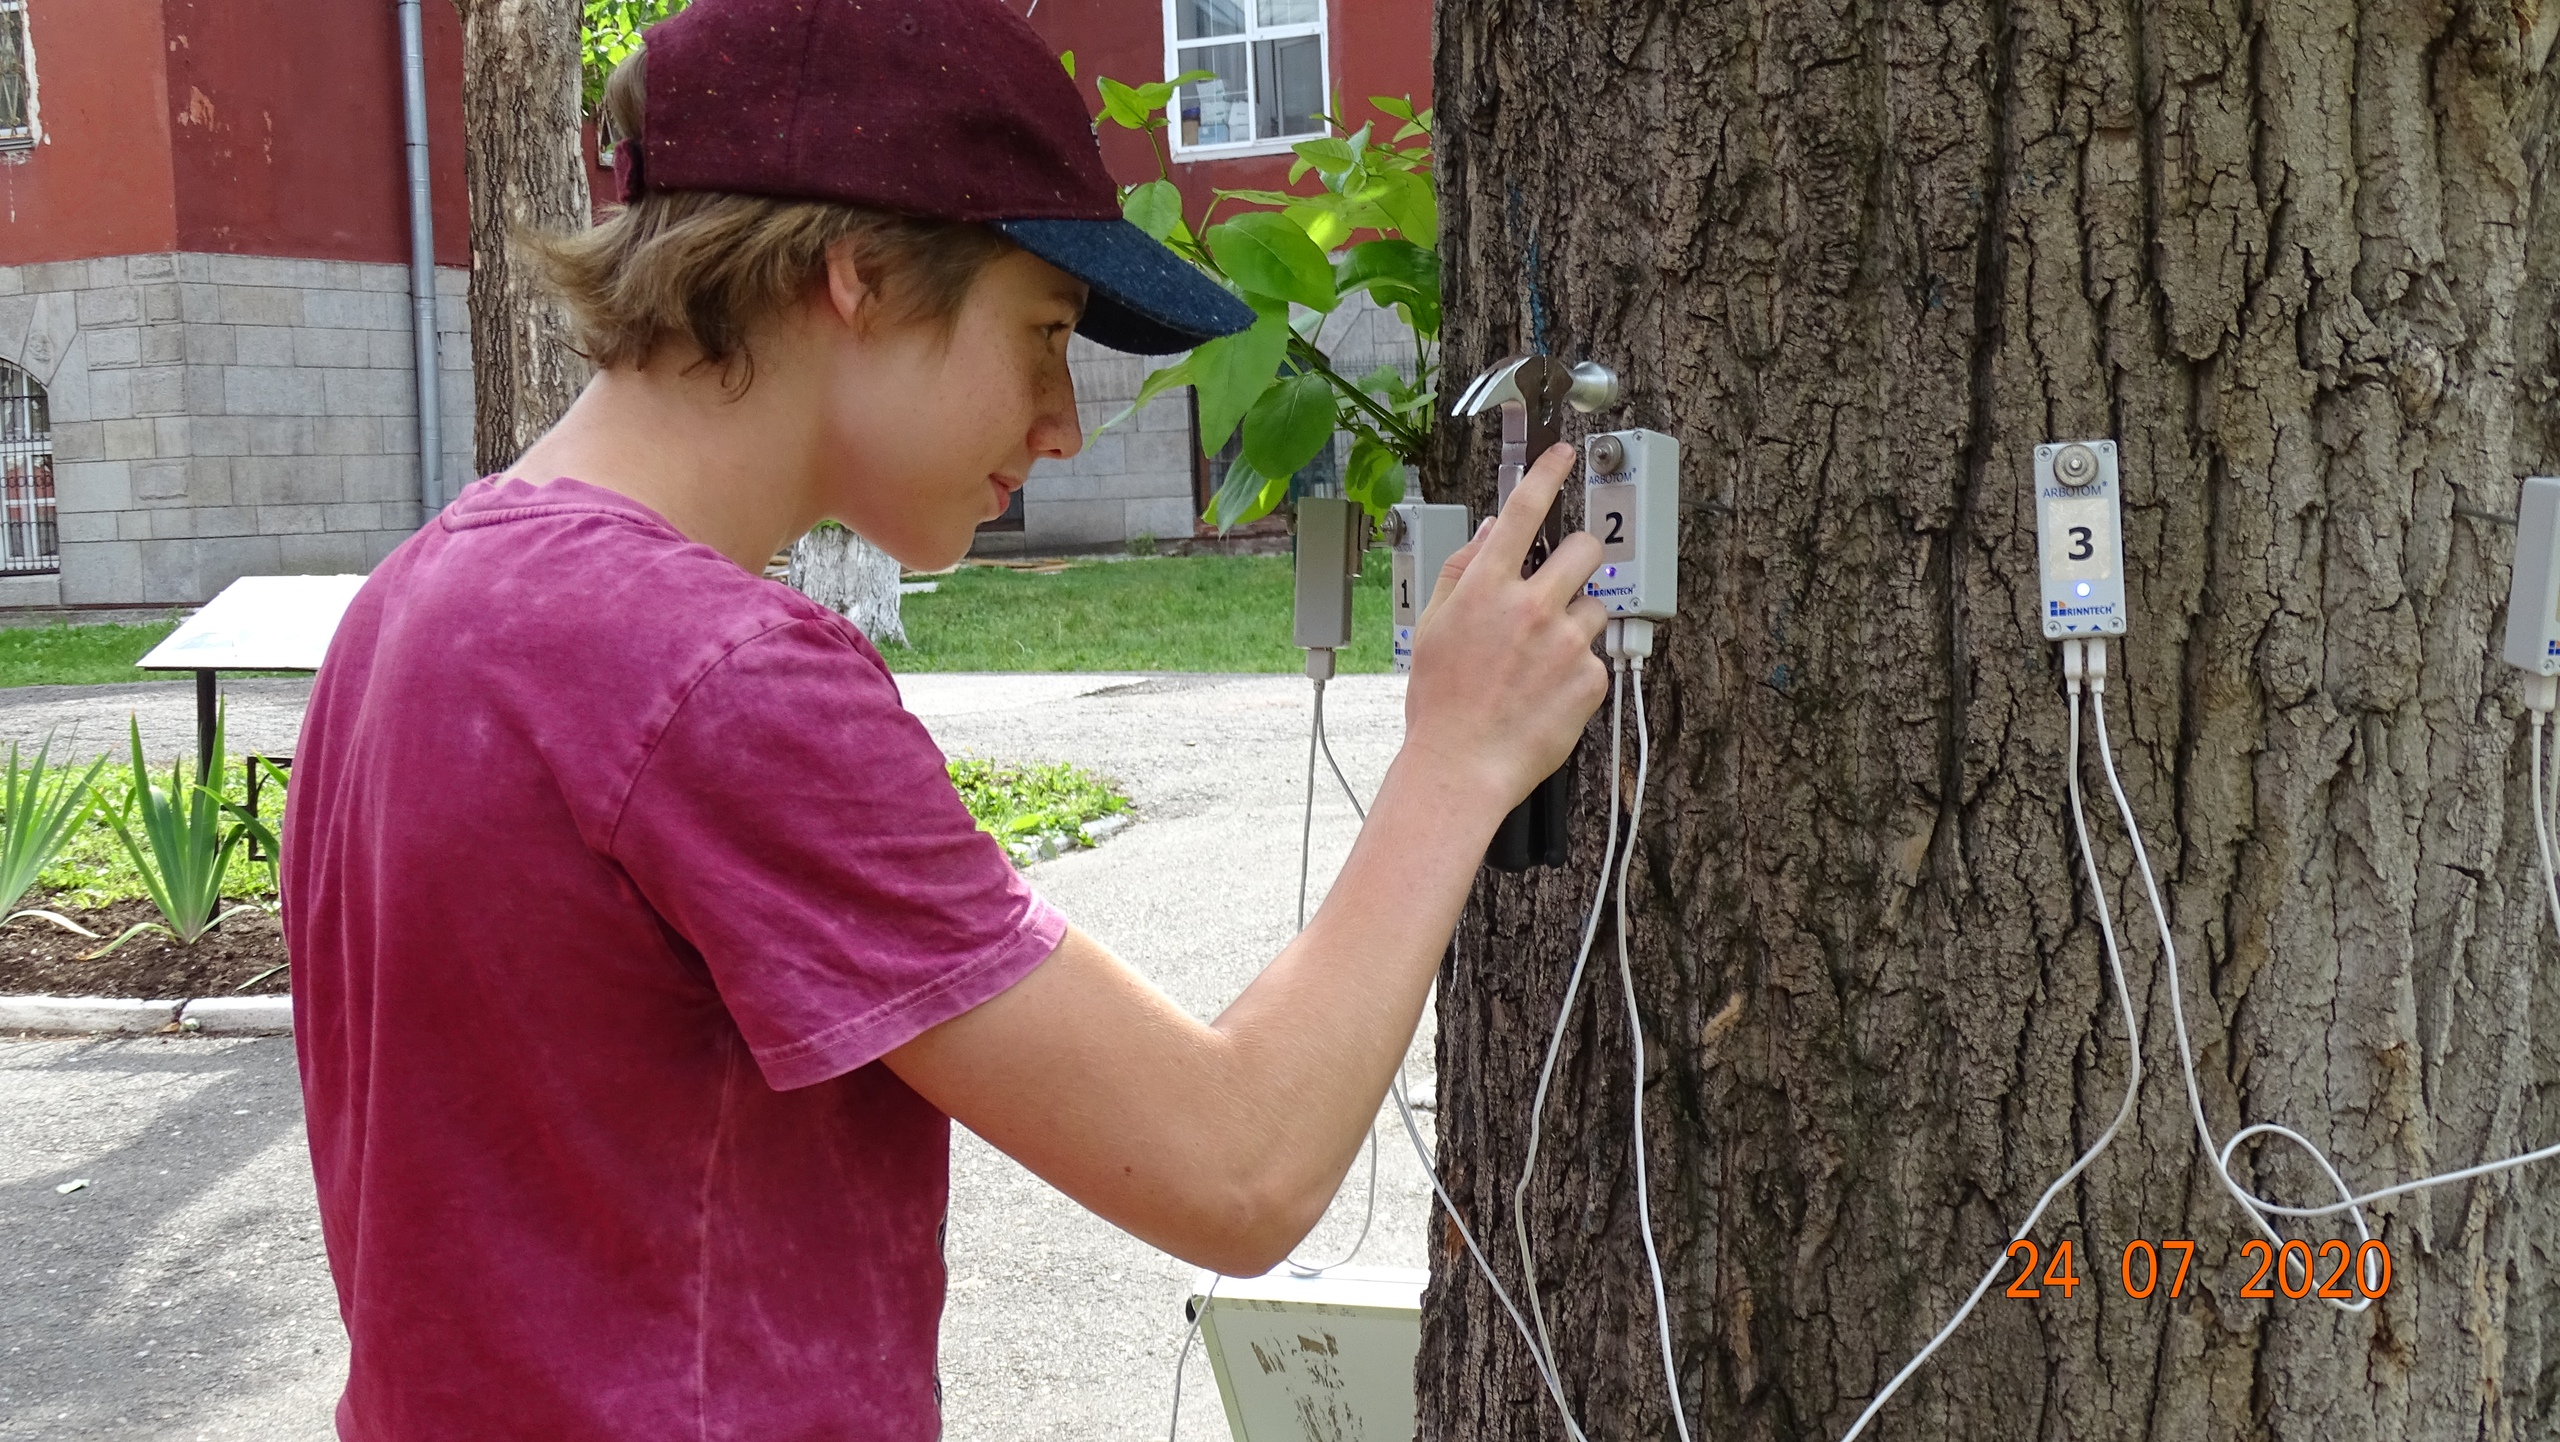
2081;640;2379;1307
1615;658;1694;1442
2201;700;2560;1226
1391;1071;1592;1442
1285;670;1379;1276
1513;661;1627;1379
1840;639;2150;1440
1166;1274;1220;1442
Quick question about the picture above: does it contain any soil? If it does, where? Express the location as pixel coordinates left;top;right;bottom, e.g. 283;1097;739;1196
0;896;288;999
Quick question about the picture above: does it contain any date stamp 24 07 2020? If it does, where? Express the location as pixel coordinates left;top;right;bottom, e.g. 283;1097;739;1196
2006;1238;2395;1303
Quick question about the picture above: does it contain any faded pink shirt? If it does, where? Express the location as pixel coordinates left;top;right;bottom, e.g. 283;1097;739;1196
283;477;1066;1441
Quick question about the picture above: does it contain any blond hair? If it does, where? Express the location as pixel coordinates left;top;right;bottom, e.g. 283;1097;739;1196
530;51;1014;384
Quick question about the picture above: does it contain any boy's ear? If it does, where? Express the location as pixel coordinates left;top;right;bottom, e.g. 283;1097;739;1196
820;242;879;332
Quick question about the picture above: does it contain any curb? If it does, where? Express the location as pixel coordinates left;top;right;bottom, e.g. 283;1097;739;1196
0;993;291;1037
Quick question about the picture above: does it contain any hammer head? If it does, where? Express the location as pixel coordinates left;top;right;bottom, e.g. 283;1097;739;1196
1451;354;1569;419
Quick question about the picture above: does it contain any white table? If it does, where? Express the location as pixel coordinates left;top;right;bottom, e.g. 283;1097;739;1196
136;574;366;783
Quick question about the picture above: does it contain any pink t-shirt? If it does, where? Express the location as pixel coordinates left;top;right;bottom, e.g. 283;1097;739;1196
283;477;1067;1441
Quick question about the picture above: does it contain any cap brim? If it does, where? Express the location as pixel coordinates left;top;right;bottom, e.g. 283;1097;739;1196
993;218;1259;356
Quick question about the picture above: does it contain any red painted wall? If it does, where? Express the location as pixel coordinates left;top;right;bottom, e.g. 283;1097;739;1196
0;0;177;262
1014;0;1432;228
0;0;468;268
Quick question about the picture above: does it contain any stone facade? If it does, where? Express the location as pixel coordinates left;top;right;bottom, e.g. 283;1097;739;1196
990;293;1424;555
0;252;471;606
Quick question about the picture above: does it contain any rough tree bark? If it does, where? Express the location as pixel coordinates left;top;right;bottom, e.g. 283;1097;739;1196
788;525;907;646
455;0;591;476
1423;3;2560;1439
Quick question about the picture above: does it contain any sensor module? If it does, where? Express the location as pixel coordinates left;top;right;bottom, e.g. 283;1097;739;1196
2502;477;2560;677
1581;429;1679;620
1384;502;1471;674
2033;439;2127;639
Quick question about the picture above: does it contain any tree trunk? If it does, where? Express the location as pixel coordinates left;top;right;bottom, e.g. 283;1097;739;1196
1423;4;2560;1440
455;0;590;477
788;525;907;647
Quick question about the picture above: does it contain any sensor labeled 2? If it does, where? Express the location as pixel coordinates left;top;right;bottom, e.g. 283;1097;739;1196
2035;439;2126;638
1582;429;1678;619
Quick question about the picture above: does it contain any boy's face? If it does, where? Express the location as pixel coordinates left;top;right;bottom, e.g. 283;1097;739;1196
817;249;1088;570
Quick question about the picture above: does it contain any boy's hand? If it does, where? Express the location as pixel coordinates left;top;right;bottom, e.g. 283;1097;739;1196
1403;442;1608;811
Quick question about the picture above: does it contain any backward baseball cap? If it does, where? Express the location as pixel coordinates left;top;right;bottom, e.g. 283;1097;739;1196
621;0;1257;356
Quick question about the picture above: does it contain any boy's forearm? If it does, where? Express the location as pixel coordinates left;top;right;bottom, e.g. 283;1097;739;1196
1206;745;1514;1220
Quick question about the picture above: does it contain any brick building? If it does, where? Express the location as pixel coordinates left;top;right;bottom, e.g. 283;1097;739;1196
995;0;1432;553
0;0;468;609
0;0;1430;603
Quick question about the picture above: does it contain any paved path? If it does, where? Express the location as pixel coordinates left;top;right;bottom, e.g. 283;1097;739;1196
0;672;1438;1441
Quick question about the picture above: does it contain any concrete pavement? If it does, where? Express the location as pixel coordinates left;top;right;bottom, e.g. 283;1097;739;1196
0;671;1440;1441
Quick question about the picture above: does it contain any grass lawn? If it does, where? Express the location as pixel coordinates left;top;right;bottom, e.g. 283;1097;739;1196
890;551;1395;674
0;619;185;688
0;552;1395;687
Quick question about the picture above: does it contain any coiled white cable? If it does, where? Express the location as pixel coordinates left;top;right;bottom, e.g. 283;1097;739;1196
2107;653;2560;1260
2082;640;2378;1306
1284;671;1380;1277
1839;638;2149;1439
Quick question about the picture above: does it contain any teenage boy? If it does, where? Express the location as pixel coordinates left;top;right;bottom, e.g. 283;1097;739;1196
281;0;1610;1436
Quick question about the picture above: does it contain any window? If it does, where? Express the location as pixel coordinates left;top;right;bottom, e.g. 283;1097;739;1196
1190;388;1337;525
0;361;55;573
0;1;31;148
1167;0;1326;155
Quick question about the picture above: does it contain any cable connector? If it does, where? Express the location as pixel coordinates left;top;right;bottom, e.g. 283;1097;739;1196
1603;617;1655;662
2060;637;2085;694
1304;646;1337;683
2085;637;2108;696
2527;673;2558;716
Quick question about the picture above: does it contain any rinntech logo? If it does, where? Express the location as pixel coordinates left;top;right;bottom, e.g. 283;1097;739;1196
2049;600;2113;618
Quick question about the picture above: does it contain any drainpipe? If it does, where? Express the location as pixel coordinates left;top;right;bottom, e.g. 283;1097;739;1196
397;0;443;522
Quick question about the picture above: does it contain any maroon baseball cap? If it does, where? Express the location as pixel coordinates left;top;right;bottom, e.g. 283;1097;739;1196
627;0;1256;355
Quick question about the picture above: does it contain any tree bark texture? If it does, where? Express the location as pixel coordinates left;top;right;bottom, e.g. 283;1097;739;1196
1424;3;2560;1439
788;525;907;646
455;0;591;477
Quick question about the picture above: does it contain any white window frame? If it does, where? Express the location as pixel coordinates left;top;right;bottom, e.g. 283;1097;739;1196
1162;0;1329;161
0;0;37;150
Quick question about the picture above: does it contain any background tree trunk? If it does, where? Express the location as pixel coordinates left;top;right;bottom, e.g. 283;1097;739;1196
1423;3;2560;1439
455;0;591;477
788;525;907;646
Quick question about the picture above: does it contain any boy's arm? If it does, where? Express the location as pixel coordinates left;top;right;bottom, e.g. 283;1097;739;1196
885;445;1608;1274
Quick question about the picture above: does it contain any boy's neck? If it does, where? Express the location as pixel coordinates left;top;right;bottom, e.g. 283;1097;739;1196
504;342;826;573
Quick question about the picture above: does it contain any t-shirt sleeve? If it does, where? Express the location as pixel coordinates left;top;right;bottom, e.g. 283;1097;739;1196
608;617;1067;1090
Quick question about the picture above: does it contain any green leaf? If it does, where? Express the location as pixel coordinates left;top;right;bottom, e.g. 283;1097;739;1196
1292;137;1358;175
1095;355;1193;435
1096;76;1156;130
1370;94;1416;123
1241;373;1338;480
1282;197;1354;254
1122;179;1184;242
1343;435;1406;516
1369;168;1437;247
1190;307;1292;456
1059;50;1075;79
1213;187;1297;208
1203;454;1267;533
1335;238;1438;300
1205;212;1338;312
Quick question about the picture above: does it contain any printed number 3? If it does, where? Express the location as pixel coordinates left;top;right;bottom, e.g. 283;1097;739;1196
2068;526;2094;561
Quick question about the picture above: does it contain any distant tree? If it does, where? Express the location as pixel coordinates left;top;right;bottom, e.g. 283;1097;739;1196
455;0;592;475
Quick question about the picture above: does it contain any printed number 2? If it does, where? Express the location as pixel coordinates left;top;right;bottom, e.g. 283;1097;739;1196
1604;511;1626;545
2068;526;2094;561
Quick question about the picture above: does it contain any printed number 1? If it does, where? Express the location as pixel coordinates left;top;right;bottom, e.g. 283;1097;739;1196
1398;579;1411;609
2068;526;2094;561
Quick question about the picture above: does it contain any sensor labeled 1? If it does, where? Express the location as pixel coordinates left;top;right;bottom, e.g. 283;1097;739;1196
2034;439;2127;639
